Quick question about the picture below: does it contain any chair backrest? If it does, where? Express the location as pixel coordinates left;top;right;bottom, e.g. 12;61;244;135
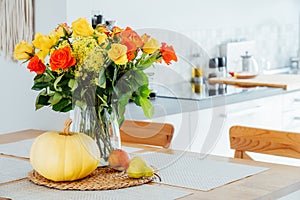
229;125;300;160
120;120;174;148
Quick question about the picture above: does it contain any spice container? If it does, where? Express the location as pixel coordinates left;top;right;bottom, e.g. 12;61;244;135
207;58;219;94
191;67;204;94
208;58;219;78
218;57;227;93
218;57;227;78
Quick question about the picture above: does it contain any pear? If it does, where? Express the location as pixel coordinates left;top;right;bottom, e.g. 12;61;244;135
144;165;154;177
127;156;154;178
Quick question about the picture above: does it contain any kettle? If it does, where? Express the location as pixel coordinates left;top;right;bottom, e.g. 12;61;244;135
240;51;259;75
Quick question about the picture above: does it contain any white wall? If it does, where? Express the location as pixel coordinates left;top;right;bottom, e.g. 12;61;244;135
66;0;300;69
67;0;300;31
0;0;68;134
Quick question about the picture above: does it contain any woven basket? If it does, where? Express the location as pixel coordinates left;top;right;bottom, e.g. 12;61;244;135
28;166;155;190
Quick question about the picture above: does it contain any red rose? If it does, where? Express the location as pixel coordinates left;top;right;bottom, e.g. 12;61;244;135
27;55;46;74
160;42;178;65
50;46;76;71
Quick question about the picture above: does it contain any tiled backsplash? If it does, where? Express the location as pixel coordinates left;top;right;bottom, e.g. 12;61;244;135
183;23;299;70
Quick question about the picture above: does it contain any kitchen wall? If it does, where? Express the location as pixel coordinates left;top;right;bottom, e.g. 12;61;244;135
67;0;300;78
0;0;68;134
0;0;299;133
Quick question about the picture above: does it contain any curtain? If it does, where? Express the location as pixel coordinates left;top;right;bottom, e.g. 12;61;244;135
0;0;34;61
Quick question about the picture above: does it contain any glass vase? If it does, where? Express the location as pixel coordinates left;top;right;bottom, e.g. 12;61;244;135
71;105;121;166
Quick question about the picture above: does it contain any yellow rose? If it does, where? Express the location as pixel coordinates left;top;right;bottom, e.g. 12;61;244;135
14;41;34;60
72;18;94;37
55;23;71;37
142;38;159;54
141;33;150;44
36;50;48;62
108;44;128;65
32;32;58;52
97;33;108;45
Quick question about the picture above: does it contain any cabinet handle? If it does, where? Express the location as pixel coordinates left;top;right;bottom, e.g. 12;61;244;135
293;116;300;121
294;98;300;102
220;105;262;118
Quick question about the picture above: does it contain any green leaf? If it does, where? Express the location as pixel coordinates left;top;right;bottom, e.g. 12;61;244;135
52;98;71;112
138;96;154;119
49;92;62;106
116;104;126;126
118;92;132;106
138;85;151;98
61;104;73;112
138;55;158;70
112;65;118;86
98;68;106;88
54;74;64;92
132;70;148;88
68;79;78;92
35;91;51;110
31;82;49;91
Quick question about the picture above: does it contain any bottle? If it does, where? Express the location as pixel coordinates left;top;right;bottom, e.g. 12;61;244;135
207;58;219;95
218;57;227;94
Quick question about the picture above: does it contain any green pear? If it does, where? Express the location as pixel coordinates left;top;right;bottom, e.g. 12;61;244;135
144;165;154;177
127;157;154;178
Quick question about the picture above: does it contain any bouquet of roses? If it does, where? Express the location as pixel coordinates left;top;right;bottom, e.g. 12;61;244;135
14;18;177;125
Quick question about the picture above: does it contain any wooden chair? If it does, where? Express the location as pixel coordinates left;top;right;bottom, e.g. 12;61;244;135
120;120;174;148
229;125;300;160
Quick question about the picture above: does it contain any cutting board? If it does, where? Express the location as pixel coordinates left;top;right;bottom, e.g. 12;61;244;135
208;74;300;91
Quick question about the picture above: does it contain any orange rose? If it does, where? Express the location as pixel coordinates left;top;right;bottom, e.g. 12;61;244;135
122;38;137;62
121;27;143;48
50;46;76;71
160;42;178;65
27;56;46;74
110;26;123;37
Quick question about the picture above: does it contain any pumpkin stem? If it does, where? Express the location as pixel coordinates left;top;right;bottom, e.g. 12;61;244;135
61;118;73;136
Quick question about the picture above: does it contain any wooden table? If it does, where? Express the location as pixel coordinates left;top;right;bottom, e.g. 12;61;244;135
1;129;300;200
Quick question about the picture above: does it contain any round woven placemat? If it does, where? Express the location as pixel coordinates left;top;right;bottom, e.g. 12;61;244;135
28;166;155;190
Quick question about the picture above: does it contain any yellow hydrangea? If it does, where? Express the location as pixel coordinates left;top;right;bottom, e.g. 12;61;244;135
72;37;99;67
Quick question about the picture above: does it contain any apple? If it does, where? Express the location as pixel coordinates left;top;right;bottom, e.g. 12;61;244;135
108;149;130;171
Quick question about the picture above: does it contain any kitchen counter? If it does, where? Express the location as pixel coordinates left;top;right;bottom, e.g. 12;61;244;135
125;82;286;120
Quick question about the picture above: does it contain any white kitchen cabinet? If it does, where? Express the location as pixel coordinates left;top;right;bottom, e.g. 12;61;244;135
190;94;283;158
152;112;191;151
189;106;226;157
125;88;300;166
282;90;300;132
